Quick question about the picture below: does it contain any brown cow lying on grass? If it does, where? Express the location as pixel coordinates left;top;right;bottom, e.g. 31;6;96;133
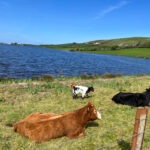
13;102;101;142
17;112;58;122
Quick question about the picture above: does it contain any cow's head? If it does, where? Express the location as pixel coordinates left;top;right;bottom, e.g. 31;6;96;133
89;87;94;92
112;92;122;103
86;102;101;121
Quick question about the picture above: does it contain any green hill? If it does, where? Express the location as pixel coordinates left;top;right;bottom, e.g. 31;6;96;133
41;37;150;51
40;37;150;58
88;37;150;48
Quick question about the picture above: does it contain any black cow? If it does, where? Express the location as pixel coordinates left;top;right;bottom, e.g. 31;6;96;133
112;88;150;107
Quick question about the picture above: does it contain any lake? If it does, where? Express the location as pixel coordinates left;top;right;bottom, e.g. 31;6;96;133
0;44;150;78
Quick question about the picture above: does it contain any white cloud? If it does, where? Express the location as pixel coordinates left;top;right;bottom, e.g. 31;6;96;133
95;1;129;19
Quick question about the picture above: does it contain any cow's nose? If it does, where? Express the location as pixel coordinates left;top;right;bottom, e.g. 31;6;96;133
97;111;102;119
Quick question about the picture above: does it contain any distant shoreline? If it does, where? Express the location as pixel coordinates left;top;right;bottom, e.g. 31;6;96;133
41;46;150;59
73;48;150;59
40;37;150;58
1;37;150;58
1;73;150;81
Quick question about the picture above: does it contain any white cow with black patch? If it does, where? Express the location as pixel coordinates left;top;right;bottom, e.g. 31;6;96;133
72;85;94;99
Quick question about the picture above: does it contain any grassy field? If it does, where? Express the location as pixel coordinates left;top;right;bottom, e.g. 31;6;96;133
0;75;150;150
41;37;150;58
84;48;150;58
42;46;150;58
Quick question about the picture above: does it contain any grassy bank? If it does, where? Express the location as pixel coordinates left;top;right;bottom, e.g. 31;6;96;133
41;37;150;58
83;48;150;58
0;75;150;150
42;45;150;58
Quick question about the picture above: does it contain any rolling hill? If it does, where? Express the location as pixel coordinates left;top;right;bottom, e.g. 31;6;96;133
41;37;150;51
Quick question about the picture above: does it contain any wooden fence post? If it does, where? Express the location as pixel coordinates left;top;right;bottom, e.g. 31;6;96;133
131;107;148;150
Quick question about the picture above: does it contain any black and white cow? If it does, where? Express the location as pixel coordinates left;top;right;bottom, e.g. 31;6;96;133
71;84;94;99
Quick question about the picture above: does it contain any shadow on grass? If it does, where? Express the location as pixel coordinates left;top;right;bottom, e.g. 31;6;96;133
73;95;94;100
117;139;131;150
86;122;99;128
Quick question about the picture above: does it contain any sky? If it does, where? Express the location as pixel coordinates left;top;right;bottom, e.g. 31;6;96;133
0;0;150;44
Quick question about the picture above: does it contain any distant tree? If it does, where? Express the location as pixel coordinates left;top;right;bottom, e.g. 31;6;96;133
11;42;18;45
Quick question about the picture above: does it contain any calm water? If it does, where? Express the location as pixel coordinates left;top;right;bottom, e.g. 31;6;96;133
0;44;150;78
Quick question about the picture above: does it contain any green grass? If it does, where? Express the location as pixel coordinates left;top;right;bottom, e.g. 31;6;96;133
84;48;150;58
0;76;150;150
40;37;150;58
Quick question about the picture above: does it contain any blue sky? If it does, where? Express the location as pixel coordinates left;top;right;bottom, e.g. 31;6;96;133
0;0;150;44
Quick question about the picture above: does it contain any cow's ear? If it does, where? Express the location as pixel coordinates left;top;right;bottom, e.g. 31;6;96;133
87;106;91;112
87;102;94;112
87;103;93;112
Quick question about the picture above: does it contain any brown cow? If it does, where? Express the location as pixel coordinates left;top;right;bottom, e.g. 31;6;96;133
13;102;101;142
18;112;58;122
